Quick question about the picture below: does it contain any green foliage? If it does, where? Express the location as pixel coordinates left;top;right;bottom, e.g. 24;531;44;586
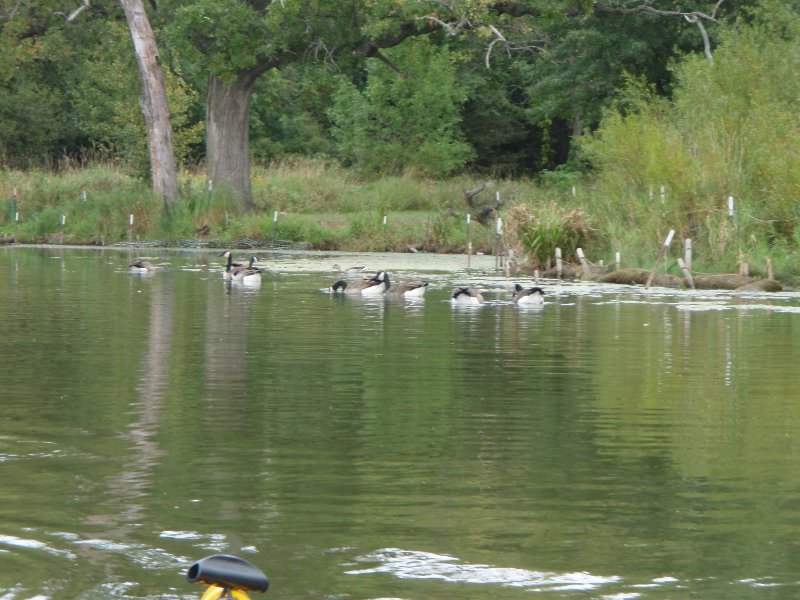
329;41;474;177
580;4;800;266
0;78;65;164
250;66;335;161
167;0;268;83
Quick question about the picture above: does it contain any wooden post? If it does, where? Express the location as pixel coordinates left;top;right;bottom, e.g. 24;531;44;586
645;229;675;289
555;247;562;280
61;214;66;244
615;250;621;272
677;258;695;289
768;258;774;280
128;214;134;243
534;269;540;284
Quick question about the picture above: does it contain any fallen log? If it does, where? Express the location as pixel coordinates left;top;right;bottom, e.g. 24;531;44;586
542;263;582;280
694;273;754;290
735;279;783;292
598;268;684;288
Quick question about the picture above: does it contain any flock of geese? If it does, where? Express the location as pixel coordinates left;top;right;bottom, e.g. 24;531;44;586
129;252;545;306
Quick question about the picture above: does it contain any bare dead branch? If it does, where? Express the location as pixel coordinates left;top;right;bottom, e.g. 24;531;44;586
416;14;471;37
685;14;713;63
597;1;724;63
1;0;23;21
310;38;336;65
485;24;508;68
464;181;495;208
55;0;90;22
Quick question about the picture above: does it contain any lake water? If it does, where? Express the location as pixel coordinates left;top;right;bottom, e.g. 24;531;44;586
2;246;800;599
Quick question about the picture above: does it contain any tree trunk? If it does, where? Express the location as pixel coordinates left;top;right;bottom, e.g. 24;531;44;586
120;0;179;209
207;73;259;212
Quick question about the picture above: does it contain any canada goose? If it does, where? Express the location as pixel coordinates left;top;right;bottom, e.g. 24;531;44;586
513;284;545;306
230;256;262;285
129;260;156;273
332;264;366;277
450;287;484;305
331;271;389;295
386;280;429;299
219;250;243;281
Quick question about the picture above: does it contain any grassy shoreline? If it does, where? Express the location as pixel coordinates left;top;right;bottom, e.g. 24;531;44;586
1;161;797;284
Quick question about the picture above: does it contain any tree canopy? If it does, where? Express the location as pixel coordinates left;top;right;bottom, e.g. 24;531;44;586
0;0;742;193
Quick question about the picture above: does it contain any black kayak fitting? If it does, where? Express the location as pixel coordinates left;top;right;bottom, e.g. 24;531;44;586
187;554;269;593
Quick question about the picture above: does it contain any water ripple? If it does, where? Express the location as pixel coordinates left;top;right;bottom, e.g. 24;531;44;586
346;548;621;592
0;534;75;559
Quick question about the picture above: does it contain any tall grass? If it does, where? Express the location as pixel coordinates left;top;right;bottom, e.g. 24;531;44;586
0;162;500;252
578;5;800;272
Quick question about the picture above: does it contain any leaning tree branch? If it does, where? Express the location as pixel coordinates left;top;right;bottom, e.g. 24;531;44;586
357;19;442;57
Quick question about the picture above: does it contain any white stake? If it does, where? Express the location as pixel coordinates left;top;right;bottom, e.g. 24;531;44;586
727;195;734;217
466;213;472;270
556;247;562;279
684;239;692;272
